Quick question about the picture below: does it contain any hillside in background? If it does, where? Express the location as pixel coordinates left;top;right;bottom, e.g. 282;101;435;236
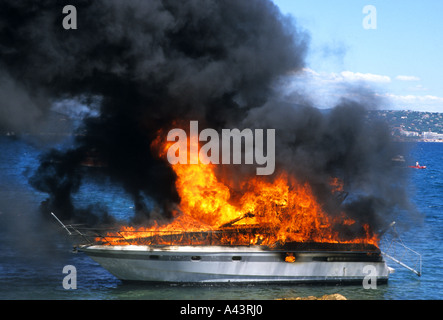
368;110;443;142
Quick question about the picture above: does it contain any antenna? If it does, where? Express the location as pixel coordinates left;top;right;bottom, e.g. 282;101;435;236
50;212;72;235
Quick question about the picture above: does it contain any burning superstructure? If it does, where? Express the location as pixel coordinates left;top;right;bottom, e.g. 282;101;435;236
96;130;379;249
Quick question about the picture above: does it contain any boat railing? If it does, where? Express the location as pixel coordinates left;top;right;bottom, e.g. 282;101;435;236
50;212;128;245
380;222;422;277
51;212;273;247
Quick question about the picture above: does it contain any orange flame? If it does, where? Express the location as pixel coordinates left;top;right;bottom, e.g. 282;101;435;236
99;127;379;247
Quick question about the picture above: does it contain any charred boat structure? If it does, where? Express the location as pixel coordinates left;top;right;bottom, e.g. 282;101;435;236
51;213;421;284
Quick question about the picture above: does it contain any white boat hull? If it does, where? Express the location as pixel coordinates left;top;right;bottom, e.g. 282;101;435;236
78;245;391;284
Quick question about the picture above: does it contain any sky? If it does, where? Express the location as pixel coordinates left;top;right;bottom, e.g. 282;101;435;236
272;0;443;112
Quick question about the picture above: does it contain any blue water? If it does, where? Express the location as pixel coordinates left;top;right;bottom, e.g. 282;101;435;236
0;136;442;300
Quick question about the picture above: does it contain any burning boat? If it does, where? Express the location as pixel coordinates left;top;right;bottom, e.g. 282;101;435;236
74;227;392;284
60;197;394;284
52;131;422;283
57;132;398;284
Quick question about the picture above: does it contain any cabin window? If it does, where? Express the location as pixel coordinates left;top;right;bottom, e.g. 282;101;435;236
232;256;242;261
191;256;201;261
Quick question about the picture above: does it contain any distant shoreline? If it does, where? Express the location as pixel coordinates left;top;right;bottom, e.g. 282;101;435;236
394;139;443;143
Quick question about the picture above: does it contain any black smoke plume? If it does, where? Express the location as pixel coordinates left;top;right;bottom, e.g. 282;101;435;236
242;99;415;233
0;0;415;233
1;0;307;222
